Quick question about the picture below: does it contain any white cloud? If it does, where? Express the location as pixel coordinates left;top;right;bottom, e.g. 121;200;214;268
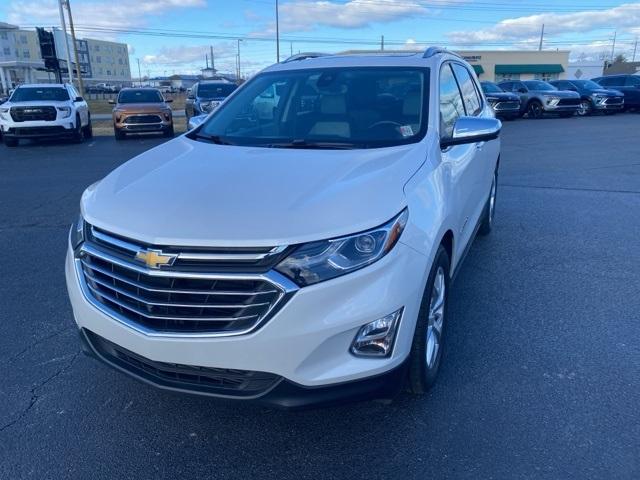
275;0;427;32
447;3;640;44
7;0;206;39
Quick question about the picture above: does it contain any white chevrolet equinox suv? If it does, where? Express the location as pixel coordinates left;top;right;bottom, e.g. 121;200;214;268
65;48;501;408
0;83;92;147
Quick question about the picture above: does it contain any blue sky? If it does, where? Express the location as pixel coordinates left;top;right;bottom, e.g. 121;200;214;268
2;0;640;77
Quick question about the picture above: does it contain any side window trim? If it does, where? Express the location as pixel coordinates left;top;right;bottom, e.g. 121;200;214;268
438;61;466;140
450;61;482;116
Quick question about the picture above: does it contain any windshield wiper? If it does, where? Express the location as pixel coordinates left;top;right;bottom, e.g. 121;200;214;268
265;139;358;149
194;133;234;145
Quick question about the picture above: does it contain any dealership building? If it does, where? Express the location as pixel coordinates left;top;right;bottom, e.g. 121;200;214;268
456;50;571;82
0;22;131;94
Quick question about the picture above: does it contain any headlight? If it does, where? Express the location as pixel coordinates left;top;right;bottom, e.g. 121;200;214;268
57;106;72;118
545;96;560;106
199;101;212;112
486;97;499;104
276;209;408;287
0;107;9;120
70;214;85;250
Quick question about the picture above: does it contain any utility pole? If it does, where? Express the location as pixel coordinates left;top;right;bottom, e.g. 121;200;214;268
275;0;280;62
633;37;638;62
611;30;617;61
64;0;84;96
205;53;209;69
538;24;544;51
136;58;142;86
57;0;74;84
290;42;293;56
381;35;384;51
210;45;215;71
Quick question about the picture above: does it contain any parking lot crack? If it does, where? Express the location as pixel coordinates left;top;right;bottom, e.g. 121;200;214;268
1;326;74;366
0;351;80;434
501;183;640;195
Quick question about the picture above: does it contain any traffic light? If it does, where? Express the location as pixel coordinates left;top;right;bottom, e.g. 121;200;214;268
36;27;61;81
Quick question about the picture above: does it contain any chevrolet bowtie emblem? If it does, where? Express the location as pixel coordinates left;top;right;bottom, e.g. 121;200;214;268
135;249;177;269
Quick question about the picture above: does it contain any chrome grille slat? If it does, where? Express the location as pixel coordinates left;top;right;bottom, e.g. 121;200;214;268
76;226;298;336
85;282;259;323
81;259;278;296
85;271;271;309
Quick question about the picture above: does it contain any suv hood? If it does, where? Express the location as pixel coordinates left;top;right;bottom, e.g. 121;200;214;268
115;102;169;112
82;136;421;247
533;90;580;98
589;88;623;96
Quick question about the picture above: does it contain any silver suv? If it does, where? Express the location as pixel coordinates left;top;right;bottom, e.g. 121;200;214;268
498;80;580;118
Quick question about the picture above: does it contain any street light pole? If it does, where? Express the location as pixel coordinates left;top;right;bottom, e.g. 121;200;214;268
137;58;142;86
237;39;242;81
57;0;74;84
275;0;280;62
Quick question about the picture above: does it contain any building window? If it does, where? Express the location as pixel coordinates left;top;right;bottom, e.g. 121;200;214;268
495;73;520;82
20;34;27;44
534;72;560;81
3;47;10;56
106;69;111;75
23;50;30;58
95;45;100;51
0;32;7;40
96;56;101;63
118;58;123;65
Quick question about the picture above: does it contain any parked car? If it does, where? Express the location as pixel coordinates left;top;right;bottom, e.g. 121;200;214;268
549;79;624;116
591;74;640;111
0;83;92;147
66;48;501;408
109;87;174;140
497;79;580;118
185;80;238;120
480;81;521;120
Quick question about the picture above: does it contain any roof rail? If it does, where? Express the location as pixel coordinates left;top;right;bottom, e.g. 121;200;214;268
422;46;462;59
282;52;330;63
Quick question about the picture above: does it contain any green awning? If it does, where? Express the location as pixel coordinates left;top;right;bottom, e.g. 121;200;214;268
495;64;564;74
472;65;485;75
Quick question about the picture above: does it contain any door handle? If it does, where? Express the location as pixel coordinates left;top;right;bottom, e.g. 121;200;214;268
475;141;485;150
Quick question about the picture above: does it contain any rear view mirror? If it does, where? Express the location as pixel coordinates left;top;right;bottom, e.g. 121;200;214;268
441;117;502;149
74;96;84;102
108;99;115;105
165;98;173;103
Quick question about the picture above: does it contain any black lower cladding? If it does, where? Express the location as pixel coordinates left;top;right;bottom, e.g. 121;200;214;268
80;329;407;409
6;126;71;137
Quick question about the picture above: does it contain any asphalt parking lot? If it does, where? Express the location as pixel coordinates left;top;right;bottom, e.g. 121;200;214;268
1;115;639;479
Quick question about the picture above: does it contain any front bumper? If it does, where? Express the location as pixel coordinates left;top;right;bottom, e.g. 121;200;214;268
1;119;76;138
591;98;624;111
65;238;429;404
114;112;172;133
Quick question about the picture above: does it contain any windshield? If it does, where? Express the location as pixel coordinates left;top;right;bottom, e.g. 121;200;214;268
196;67;428;149
481;82;504;93
198;83;238;98
523;80;557;91
10;87;69;102
573;80;604;90
118;90;164;103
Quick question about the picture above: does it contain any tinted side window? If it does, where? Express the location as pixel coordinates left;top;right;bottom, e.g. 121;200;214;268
512;82;525;92
499;82;512;91
602;77;621;86
439;64;466;139
451;64;481;116
625;76;640;86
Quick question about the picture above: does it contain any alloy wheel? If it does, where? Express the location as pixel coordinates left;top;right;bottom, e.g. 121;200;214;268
528;103;543;118
425;266;446;370
577;101;591;116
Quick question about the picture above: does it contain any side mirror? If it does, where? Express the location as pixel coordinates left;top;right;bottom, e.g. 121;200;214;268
74;96;84;102
108;99;116;105
165;98;173;103
187;114;208;130
441;117;502;149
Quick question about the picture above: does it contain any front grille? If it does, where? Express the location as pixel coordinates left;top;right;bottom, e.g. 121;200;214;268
9;126;68;136
77;226;295;335
558;98;580;106
10;106;57;122
603;97;623;105
84;329;281;397
494;101;519;111
123;114;162;124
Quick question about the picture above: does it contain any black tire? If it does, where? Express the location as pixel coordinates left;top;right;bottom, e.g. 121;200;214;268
526;100;544;119
163;123;175;137
83;114;93;138
407;245;451;394
478;168;498;236
576;99;592;117
114;126;126;140
72;115;84;143
3;136;18;147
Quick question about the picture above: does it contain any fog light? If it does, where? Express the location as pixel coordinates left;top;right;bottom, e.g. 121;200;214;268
350;308;403;358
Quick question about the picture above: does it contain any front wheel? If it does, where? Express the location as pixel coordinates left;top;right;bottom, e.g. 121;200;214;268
407;245;450;394
72;115;84;143
527;101;544;119
83;114;93;138
577;100;592;116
